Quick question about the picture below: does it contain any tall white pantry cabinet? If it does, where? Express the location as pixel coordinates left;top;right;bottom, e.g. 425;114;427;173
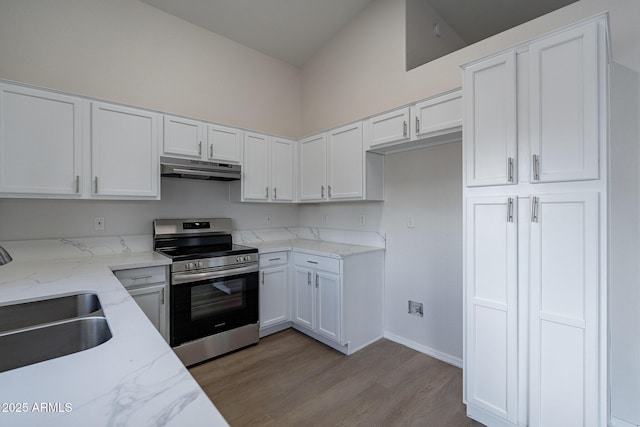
462;15;609;427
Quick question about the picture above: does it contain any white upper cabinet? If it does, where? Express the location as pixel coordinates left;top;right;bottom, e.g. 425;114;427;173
299;133;327;201
242;132;270;201
464;51;517;187
163;115;205;159
412;90;462;140
271;137;295;202
207;124;242;164
90;102;160;198
327;122;363;200
529;24;600;183
234;133;295;202
0;83;82;196
366;107;410;150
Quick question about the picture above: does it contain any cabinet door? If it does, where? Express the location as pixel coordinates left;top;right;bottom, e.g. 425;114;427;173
243;132;270;201
91;102;160;198
412;90;462;139
260;265;289;329
128;284;167;340
465;196;518;423
293;265;315;329
528;192;599;427
299;133;326;201
208;124;241;163
271;137;294;202
367;107;410;149
327;123;363;200
0;83;82;196
316;270;341;343
464;51;517;187
163;115;204;159
529;23;600;183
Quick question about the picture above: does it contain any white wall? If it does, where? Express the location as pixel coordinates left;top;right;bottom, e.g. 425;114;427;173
300;0;640;135
609;63;640;427
0;0;301;138
0;179;298;240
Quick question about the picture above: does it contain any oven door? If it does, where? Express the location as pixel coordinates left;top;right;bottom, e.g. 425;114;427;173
171;265;259;347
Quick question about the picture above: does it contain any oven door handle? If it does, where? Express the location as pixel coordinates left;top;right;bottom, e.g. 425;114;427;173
172;265;259;285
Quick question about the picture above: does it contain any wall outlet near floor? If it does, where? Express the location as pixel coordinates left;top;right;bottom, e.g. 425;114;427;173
407;215;415;228
94;217;105;231
408;300;423;317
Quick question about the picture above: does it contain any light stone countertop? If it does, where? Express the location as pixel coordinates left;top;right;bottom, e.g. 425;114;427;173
244;238;385;258
0;252;228;427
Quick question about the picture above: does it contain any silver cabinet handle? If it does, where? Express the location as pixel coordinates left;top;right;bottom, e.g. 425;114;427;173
199;141;202;156
415;117;420;135
209;144;213;158
321;185;325;198
274;187;277;199
315;273;319;288
261;271;265;285
507;198;514;223
265;186;269;198
403;121;408;137
161;288;165;305
268;257;281;261
307;260;318;264
132;275;153;281
94;177;98;194
75;176;80;193
532;154;540;181
508;157;514;183
307;271;311;286
328;185;332;198
531;196;539;223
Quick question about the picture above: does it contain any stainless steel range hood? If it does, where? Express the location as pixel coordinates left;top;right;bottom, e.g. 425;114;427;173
160;156;241;181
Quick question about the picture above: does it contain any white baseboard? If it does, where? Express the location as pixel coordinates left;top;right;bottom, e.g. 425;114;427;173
611;416;640;427
383;331;463;368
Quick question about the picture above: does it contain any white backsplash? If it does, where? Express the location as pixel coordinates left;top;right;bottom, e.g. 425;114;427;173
232;227;386;248
1;227;386;262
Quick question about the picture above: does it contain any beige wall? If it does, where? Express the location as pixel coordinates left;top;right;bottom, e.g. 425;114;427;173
300;0;640;135
0;0;301;138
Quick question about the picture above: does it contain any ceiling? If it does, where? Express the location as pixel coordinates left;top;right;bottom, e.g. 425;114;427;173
140;0;578;68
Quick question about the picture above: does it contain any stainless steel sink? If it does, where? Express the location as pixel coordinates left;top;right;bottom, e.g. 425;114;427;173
0;293;113;373
0;317;112;372
0;292;103;333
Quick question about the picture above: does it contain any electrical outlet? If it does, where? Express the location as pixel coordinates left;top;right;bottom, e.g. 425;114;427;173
94;217;105;231
407;215;415;228
324;215;329;225
359;214;366;226
266;216;272;225
408;300;423;317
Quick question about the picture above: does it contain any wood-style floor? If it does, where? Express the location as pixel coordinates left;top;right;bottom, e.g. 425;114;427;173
189;329;483;426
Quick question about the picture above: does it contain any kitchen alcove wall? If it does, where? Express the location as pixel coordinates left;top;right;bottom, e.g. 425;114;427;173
298;142;463;364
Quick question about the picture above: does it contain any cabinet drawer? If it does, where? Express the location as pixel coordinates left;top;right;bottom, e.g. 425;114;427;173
260;251;288;267
294;252;340;274
113;266;167;288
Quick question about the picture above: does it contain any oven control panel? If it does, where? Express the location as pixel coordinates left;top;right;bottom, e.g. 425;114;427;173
172;252;259;273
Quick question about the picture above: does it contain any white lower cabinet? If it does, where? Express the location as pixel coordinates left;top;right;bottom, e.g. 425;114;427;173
113;266;169;342
259;252;289;333
465;191;601;426
292;250;383;355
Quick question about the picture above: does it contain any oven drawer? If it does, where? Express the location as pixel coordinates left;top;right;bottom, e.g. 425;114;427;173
259;252;288;268
294;252;340;273
113;266;167;288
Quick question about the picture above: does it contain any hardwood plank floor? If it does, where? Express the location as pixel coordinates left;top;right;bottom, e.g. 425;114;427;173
189;329;483;427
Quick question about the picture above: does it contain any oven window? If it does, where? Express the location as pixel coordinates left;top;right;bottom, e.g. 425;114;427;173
191;278;246;321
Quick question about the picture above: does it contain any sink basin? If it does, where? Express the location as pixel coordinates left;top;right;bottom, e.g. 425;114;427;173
0;317;112;373
0;292;103;333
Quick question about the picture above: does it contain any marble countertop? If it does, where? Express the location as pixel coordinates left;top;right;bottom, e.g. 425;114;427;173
245;238;385;258
0;252;228;427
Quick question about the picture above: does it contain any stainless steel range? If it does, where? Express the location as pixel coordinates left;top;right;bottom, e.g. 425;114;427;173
153;218;259;366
